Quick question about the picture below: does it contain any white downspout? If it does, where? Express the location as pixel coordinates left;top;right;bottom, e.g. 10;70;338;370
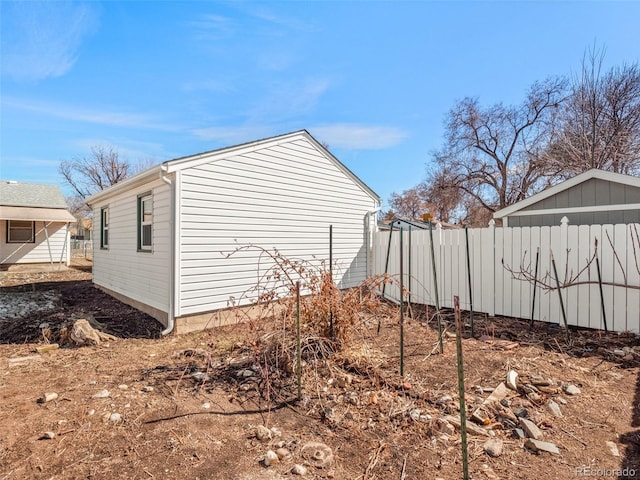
160;165;176;335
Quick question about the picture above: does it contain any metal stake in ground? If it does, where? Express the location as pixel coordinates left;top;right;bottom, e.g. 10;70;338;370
429;221;443;353
454;296;470;480
464;226;474;337
594;240;608;332
530;247;540;329
329;224;334;339
408;225;412;317
379;222;395;334
296;281;302;400
399;227;405;377
550;251;570;344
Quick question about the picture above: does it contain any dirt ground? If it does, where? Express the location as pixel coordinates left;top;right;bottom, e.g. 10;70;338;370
1;266;639;479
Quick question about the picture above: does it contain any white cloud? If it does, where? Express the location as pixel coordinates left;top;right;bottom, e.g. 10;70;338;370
3;97;174;130
309;124;409;150
1;1;99;82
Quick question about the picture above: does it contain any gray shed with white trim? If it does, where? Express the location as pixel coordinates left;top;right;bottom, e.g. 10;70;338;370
493;169;640;227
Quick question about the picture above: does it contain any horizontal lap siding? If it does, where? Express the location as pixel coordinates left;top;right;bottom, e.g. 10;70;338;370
0;221;68;264
92;180;171;314
178;138;376;315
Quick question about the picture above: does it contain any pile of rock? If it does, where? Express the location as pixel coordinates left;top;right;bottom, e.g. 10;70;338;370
251;424;333;476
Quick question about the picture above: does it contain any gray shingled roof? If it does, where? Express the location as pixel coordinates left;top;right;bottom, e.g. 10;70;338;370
0;181;69;208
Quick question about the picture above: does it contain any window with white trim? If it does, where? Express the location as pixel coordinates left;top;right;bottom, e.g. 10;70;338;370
137;193;153;251
7;220;35;243
100;207;109;249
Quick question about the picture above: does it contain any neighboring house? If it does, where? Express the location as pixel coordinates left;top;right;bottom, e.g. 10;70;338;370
86;130;381;334
378;217;459;231
0;181;75;268
493;169;640;227
70;218;93;241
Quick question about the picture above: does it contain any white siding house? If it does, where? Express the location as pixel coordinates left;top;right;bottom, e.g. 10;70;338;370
0;181;75;268
87;131;381;333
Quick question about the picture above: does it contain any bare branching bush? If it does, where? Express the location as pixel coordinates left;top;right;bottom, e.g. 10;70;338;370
222;244;387;377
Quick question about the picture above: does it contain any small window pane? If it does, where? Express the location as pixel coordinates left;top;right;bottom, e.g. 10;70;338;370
8;220;35;243
142;224;152;247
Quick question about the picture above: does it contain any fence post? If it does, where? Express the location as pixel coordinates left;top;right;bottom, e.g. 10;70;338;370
488;219;496;317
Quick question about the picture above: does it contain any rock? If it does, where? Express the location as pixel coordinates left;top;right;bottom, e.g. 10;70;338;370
291;464;308;475
236;369;254;378
345;392;360;406
263;450;279;467
525;438;560;455
301;441;334;468
483;438;503;457
471;382;509;424
109;413;122;422
513;407;528;418
255;425;272;441
336;374;352;388
519;418;543;440
193;372;209;381
563;384;581;395
623;354;635;361
228;356;252;368
435;418;455;436
547;400;563;418
613;349;626;357
443;415;492;437
506;370;518;391
530;375;551;386
70;319;102;346
270;427;282;438
202;402;211;409
606;441;620;457
436;394;453;405
142;386;154;392
513;428;526;439
276;447;292;461
37;392;59;404
557;397;567;405
118;384;128;390
87;409;95;416
41;431;56;440
92;389;111;399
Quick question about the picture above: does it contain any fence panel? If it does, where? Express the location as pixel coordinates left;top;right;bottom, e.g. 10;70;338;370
372;222;640;333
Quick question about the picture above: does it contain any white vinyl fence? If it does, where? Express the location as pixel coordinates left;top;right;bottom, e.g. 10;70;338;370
372;220;640;333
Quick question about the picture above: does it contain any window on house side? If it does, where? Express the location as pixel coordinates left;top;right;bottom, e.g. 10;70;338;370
100;207;109;249
137;193;153;252
7;220;35;243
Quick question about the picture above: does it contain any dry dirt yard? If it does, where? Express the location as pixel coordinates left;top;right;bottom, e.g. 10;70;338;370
1;267;639;480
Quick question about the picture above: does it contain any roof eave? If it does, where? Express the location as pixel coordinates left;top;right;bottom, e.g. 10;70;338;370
493;169;640;219
85;165;163;205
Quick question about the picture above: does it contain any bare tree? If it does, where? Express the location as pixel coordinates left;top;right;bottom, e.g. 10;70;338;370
432;77;567;218
59;145;130;199
386;186;430;221
64;195;91;220
547;46;640;175
420;168;463;224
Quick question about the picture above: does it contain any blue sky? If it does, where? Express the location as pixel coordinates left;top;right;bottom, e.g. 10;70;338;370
1;1;639;206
